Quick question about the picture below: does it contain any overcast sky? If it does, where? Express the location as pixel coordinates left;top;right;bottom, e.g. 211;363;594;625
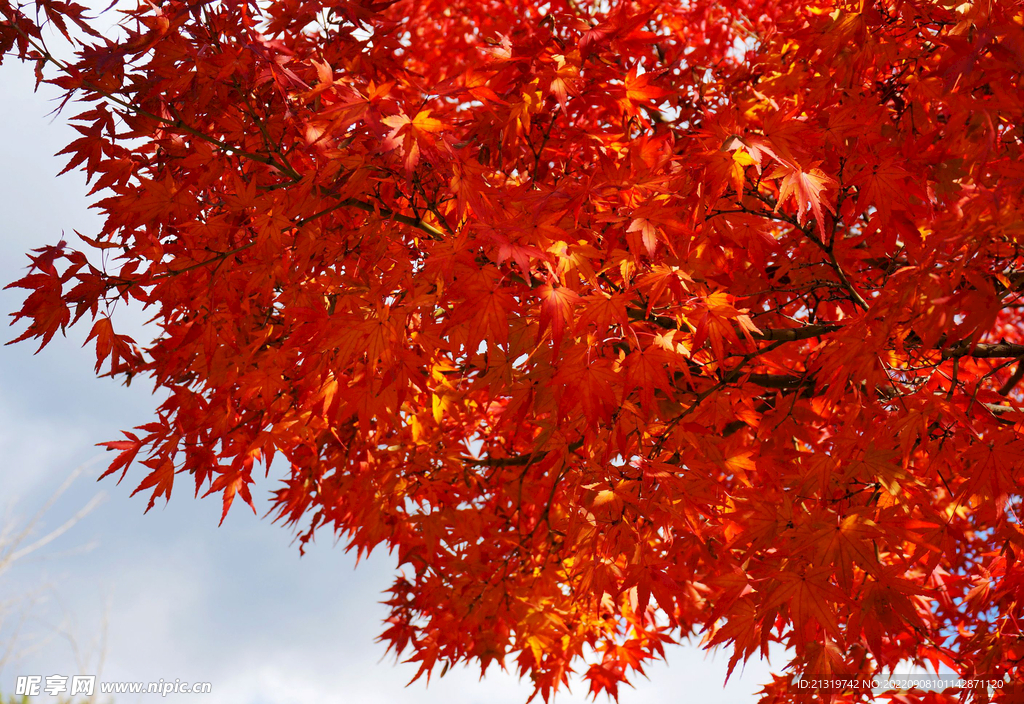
0;53;780;704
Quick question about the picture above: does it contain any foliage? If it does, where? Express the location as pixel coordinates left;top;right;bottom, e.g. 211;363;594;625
2;0;1024;700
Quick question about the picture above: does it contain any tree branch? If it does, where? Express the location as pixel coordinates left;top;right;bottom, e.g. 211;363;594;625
460;440;585;467
941;341;1024;360
625;307;841;342
629;308;1024;359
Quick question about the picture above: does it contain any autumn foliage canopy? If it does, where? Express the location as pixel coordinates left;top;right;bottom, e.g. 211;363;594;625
3;0;1024;700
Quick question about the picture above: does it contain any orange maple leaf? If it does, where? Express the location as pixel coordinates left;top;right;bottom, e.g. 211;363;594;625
537;284;580;354
382;109;445;172
770;161;837;237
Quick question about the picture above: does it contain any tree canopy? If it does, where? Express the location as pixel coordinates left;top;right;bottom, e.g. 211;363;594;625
3;0;1024;700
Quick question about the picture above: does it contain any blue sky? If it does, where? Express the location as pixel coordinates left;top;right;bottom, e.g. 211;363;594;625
0;55;779;704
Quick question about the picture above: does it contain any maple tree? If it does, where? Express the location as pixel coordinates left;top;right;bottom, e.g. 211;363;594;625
3;0;1024;700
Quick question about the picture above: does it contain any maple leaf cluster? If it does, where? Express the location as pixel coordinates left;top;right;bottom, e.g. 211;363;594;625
4;0;1024;701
